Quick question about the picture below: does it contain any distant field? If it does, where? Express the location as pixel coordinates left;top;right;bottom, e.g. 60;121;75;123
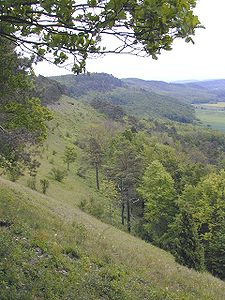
194;102;225;109
196;109;225;132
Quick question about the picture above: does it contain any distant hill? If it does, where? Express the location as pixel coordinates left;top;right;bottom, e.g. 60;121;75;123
186;80;225;100
34;75;69;104
50;73;123;97
88;87;195;123
45;73;225;123
50;73;196;123
189;79;225;90
122;78;220;104
47;73;225;105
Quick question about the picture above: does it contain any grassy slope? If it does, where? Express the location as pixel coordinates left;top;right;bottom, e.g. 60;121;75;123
1;96;225;299
1;178;225;300
19;96;107;207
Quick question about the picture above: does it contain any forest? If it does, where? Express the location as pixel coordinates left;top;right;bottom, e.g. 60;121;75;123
0;1;225;299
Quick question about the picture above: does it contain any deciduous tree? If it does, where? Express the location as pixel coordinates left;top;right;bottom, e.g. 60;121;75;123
63;145;77;170
170;209;205;271
0;38;52;176
0;0;201;73
137;160;177;242
107;134;143;232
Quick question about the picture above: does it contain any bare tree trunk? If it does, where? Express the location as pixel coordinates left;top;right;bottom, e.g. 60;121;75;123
127;198;131;233
121;200;125;225
95;162;100;190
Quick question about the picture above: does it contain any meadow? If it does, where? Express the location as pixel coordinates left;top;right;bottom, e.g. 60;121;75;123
195;105;225;132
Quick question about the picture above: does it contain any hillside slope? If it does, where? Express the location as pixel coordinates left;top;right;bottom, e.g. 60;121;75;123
1;177;225;300
90;87;195;123
122;78;219;104
1;95;225;299
50;73;195;123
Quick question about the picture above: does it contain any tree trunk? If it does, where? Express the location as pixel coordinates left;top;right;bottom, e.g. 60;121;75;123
95;162;100;190
121;200;125;225
127;198;131;233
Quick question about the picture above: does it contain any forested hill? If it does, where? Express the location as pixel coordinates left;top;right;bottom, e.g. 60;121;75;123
49;73;196;123
123;78;225;104
50;73;124;97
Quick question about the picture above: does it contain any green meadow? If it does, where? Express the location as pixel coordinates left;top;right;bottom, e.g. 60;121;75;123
195;108;225;132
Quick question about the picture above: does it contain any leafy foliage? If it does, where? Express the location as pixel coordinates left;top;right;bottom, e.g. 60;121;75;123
2;98;52;141
50;167;67;182
137;160;177;241
169;209;205;271
63;145;77;170
0;38;52;177
0;0;201;73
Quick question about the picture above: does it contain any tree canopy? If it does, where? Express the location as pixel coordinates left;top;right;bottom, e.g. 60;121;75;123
0;0;201;73
0;38;52;177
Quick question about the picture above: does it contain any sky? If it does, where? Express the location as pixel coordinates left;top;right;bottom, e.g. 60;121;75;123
34;0;225;82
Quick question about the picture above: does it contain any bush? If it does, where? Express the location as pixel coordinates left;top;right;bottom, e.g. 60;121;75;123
27;177;37;190
7;165;23;182
40;179;49;194
50;168;67;182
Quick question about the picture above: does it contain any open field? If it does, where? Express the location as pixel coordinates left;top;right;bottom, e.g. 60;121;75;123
195;107;225;132
194;102;225;110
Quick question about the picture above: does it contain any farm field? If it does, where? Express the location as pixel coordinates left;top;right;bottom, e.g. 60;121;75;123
194;102;225;110
196;109;225;132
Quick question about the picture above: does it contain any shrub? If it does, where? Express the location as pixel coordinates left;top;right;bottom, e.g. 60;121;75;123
40;179;49;194
5;163;24;182
50;168;67;182
27;177;37;190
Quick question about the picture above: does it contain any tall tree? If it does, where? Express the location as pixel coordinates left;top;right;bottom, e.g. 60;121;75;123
63;145;77;171
137;160;177;242
107;134;142;232
0;38;52;177
82;122;114;190
170;209;205;271
0;0;201;73
178;170;225;279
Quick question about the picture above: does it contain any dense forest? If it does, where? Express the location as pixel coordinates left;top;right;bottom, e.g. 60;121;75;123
1;1;225;299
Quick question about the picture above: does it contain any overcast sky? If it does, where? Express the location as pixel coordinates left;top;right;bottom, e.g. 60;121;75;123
34;0;225;82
